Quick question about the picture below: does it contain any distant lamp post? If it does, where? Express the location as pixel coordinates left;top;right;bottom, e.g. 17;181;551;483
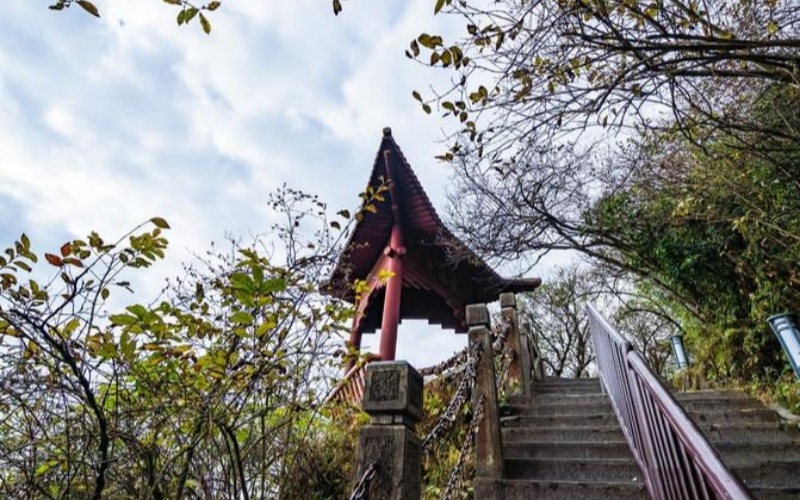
767;313;800;380
671;333;689;370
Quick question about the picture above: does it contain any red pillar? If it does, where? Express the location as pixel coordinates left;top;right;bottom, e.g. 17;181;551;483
378;223;404;361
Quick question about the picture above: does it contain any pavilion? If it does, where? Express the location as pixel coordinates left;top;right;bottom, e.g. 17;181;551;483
324;128;540;366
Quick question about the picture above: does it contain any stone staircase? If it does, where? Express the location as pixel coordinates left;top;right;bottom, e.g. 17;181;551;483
476;377;800;499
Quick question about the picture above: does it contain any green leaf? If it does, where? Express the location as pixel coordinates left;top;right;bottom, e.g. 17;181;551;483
230;311;254;325
434;0;447;15
64;318;81;337
333;0;342;15
110;314;137;326
330;220;341;230
76;0;100;17
337;209;351;219
422;103;432;114
163;0;182;4
206;1;221;10
199;12;211;34
768;20;779;34
150;217;170;229
184;7;199;24
262;278;287;294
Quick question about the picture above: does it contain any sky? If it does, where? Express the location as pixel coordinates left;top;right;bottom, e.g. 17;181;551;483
0;0;549;368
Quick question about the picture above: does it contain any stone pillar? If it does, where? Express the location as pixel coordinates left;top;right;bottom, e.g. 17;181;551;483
354;361;423;500
499;293;523;393
522;322;546;381
466;304;504;480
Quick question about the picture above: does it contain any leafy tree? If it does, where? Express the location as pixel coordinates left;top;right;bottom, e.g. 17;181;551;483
0;187;355;499
519;264;676;378
402;0;800;162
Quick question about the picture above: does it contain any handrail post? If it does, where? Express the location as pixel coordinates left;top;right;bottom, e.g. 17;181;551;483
354;361;423;499
499;293;524;393
522;322;545;381
467;303;504;479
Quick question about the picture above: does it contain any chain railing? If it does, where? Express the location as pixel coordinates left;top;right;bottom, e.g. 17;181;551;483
587;303;752;500
347;461;378;500
344;313;512;500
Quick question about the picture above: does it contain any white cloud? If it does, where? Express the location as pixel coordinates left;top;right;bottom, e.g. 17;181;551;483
0;0;539;367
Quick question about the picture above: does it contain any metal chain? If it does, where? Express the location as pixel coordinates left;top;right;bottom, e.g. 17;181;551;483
420;317;513;453
421;342;481;453
419;318;511;378
419;346;468;377
440;394;485;500
348;461;378;500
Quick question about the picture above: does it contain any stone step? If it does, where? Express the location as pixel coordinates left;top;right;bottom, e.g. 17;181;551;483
688;407;779;425
504;407;780;429
503;440;632;461
503;439;800;464
673;390;754;402
504;458;641;483
502;413;620;429
503;425;625;443
714;442;800;463
508;393;607;406
474;478;648;500
509;401;615;417
533;380;602;391
672;397;764;414
701;423;800;444
750;486;800;500
732;460;800;488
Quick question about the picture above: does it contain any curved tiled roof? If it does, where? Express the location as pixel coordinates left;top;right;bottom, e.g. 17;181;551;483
324;128;540;333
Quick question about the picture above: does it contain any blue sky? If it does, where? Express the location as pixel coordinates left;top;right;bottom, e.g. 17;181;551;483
0;0;510;366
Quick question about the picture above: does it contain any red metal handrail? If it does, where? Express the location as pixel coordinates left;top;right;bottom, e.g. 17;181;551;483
587;303;752;500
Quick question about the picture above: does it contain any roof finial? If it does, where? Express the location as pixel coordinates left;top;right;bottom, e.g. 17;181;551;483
383;127;392;137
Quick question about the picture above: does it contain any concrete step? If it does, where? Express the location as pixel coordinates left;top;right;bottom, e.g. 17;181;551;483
508;403;614;418
701;423;800;444
507;391;610;406
732;460;800;488
687;407;779;425
533;380;602;392
676;397;764;414
474;478;648;500
504;440;632;461
504;407;780;429
503;425;624;443
750;486;800;500
502;413;620;429
673;390;754;402
504;458;641;482
714;441;800;463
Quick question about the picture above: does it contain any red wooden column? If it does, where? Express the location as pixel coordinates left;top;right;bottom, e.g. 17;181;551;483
378;223;405;361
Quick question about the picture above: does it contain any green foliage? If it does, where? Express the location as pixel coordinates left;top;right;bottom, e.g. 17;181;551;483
0;188;355;499
586;84;800;403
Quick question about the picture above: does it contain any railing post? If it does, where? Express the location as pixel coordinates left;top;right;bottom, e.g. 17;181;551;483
467;303;504;480
499;293;524;393
522;322;545;381
354;361;423;500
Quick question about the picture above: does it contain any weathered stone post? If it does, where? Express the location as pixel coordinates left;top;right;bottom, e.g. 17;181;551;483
467;304;504;479
354;361;423;500
499;293;524;393
522;322;546;381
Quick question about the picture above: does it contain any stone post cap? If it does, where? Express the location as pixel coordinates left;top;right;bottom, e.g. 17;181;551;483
499;293;516;309
362;361;424;423
466;303;491;328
